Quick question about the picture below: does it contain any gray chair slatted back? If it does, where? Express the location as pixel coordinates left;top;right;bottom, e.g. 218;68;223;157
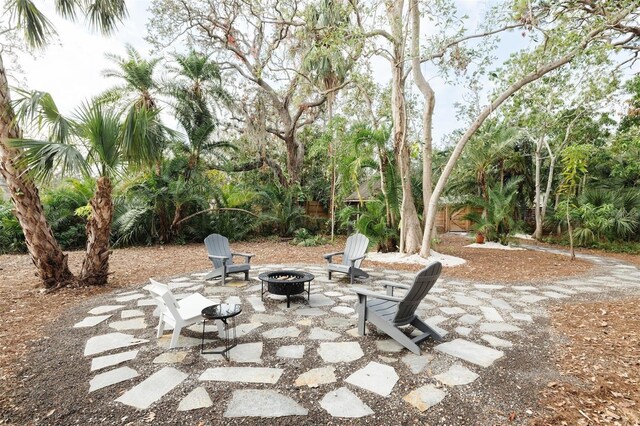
343;234;369;268
204;234;233;269
393;262;442;326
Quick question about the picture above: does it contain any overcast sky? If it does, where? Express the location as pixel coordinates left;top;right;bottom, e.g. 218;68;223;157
12;1;530;146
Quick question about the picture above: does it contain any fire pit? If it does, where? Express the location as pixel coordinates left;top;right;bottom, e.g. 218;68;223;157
258;270;315;308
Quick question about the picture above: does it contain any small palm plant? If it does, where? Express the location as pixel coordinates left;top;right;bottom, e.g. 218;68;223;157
464;177;523;245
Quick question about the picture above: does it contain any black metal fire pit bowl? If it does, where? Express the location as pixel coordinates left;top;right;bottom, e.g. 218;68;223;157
258;270;315;308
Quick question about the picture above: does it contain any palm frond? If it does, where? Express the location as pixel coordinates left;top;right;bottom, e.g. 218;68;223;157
84;0;128;35
8;138;88;181
11;0;57;48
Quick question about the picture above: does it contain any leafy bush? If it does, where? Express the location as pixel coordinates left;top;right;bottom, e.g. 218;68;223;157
464;178;523;245
0;202;26;254
257;185;307;237
338;198;397;252
42;178;93;250
551;187;640;246
292;228;326;246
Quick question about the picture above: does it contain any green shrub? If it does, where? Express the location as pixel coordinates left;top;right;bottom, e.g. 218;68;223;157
292;228;326;246
0;202;26;254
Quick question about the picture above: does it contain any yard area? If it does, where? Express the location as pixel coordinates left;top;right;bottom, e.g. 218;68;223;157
1;234;638;425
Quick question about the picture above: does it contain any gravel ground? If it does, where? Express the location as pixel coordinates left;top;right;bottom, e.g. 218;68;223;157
1;234;638;425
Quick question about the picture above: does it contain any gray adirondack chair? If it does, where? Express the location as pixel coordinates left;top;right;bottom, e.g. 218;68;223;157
324;233;370;284
352;261;443;354
204;234;254;284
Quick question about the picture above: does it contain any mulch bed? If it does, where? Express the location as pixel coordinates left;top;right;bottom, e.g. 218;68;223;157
0;233;638;425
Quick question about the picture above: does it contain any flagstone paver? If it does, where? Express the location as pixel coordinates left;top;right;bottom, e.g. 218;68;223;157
177;387;213;411
481;334;513;348
91;349;139;371
345;361;399;397
308;294;335;307
224;390;308;418
458;314;482;325
74;315;111;328
376;339;404;353
308;327;341;340
109;317;147;331
276;345;305;359
331;306;355;315
320;387;373;418
490;299;514;311
121;309;145;319
403;385;447;412
199;367;284;384
436;339;504;368
246;295;266;312
434;364;479;386
153;351;188;364
262;326;301;339
478;323;521;333
480;307;504;322
318;342;364;363
84;333;148;356
401;353;433;374
116;367;188;409
115;293;146;302
294;366;336;387
520;295;548;304
440;307;466;315
453;295;483;306
455;326;472;336
88;305;125;315
89;366;139;392
510;313;533;322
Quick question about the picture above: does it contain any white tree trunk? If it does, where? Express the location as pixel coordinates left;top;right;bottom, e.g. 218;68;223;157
410;0;437;257
387;0;422;254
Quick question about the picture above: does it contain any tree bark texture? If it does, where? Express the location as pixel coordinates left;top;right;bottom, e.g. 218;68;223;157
533;136;543;239
0;53;74;288
80;176;113;285
387;0;422;254
410;0;437;257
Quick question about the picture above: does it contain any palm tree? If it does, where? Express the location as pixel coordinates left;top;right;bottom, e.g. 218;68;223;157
13;93;157;285
164;50;230;234
0;0;127;288
100;44;166;166
302;0;356;240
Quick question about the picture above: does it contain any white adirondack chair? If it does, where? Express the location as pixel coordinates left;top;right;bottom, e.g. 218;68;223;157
352;262;444;354
324;233;370;284
147;279;222;349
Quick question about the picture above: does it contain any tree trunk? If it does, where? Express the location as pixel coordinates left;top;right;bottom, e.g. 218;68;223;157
388;0;422;254
0;53;74;288
80;176;113;285
533;136;543;239
411;0;437;257
285;134;304;186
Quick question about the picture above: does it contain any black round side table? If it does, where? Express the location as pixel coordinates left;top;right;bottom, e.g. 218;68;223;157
201;304;242;360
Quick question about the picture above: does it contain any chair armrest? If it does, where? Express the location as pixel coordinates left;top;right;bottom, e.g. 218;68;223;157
208;255;230;264
323;251;344;262
351;287;402;303
232;252;254;263
348;255;366;265
380;281;410;296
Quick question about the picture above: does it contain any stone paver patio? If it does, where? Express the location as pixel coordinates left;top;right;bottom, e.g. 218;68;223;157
75;248;640;421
